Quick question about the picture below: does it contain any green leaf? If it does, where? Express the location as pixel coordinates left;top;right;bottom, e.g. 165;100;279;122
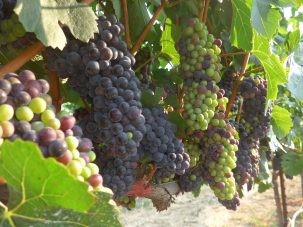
141;87;164;108
14;0;98;49
161;18;180;65
167;111;186;138
282;152;303;176
286;29;301;53
164;95;180;109
0;190;121;227
128;0;155;43
251;0;282;38
112;0;122;20
287;62;303;100
271;106;293;138
0;140;95;222
230;0;253;50
252;33;287;100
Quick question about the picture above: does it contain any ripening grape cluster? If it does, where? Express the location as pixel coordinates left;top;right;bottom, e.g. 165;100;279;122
218;68;240;114
139;107;190;182
0;13;26;46
44;15;147;198
0;0;16;21
178;18;223;134
240;76;270;139
184;139;200;167
229;76;269;187
199;114;239;202
0;70;102;189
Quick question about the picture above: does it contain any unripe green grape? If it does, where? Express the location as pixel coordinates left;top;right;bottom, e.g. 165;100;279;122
16;106;34;121
41;109;56;124
65;136;79;151
68;160;83;176
0;104;14;122
29;97;47;114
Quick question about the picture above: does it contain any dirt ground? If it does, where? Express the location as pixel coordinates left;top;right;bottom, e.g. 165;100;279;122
119;176;303;227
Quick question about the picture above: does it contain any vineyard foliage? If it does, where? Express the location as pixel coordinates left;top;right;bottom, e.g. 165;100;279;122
0;0;302;226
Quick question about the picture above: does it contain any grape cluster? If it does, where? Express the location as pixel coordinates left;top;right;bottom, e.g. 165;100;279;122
239;76;270;139
0;0;16;21
100;154;139;198
139;107;190;182
182;80;218;133
0;13;26;46
218;68;240;114
178;170;203;192
178;18;223;133
199;114;239;202
44;15;146;197
184;139;200;167
231;121;260;186
0;70;102;189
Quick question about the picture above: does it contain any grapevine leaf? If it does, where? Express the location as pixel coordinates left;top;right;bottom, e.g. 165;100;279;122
252;33;287;100
161;18;180;65
271;106;293;139
164;95;180;109
230;0;253;51
128;0;155;43
268;127;285;152
286;29;301;53
287;64;303;100
167;112;186;138
146;0;161;6
141;87;164;108
0;140;95;224
14;0;98;50
112;0;122;20
251;0;282;38
282;152;303;176
0;190;121;227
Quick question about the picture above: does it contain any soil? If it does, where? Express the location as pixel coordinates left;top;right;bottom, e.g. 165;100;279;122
120;176;303;227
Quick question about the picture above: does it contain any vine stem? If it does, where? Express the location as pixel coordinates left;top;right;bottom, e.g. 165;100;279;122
273;170;284;227
225;53;250;117
279;171;288;226
202;0;210;23
135;52;161;73
81;0;94;4
220;51;247;57
130;1;166;55
81;97;92;113
121;0;131;49
198;0;204;22
0;41;44;77
48;71;62;112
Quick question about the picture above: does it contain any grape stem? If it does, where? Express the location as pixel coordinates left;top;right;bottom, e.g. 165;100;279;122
80;0;94;4
130;1;166;55
121;0;132;49
225;53;250;118
220;51;247;57
273;170;284;227
135;52;162;73
198;0;204;22
81;97;92;113
279;170;288;226
0;41;44;77
202;0;210;23
48;71;63;112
